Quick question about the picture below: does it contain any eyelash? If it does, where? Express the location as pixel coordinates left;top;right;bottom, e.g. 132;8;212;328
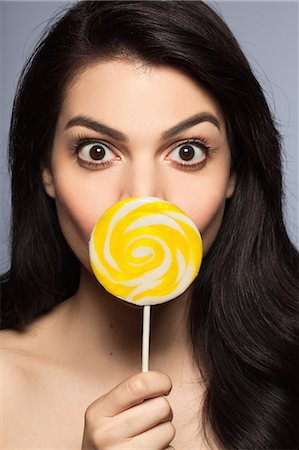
67;134;212;171
168;138;211;171
67;135;118;169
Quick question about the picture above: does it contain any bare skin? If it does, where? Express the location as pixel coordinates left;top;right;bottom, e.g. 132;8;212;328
1;268;209;449
1;60;234;449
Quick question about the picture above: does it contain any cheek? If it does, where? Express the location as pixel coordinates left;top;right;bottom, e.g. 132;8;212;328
187;196;226;254
170;178;230;254
54;191;96;269
52;174;119;268
194;198;226;254
56;193;95;241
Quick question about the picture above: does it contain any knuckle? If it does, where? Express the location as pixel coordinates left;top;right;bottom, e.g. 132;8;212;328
87;430;101;448
88;424;113;448
84;403;104;428
165;421;176;441
126;374;147;397
125;372;172;399
84;405;96;425
157;396;172;418
162;373;173;393
152;371;172;394
84;406;111;448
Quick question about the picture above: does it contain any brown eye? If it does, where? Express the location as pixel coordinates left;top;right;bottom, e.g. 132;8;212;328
167;141;207;166
89;144;106;160
179;145;195;161
78;142;115;163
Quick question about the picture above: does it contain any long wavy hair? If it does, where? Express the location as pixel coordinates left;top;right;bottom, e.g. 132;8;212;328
1;1;298;448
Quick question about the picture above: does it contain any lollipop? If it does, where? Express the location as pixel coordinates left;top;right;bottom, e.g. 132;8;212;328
89;196;203;370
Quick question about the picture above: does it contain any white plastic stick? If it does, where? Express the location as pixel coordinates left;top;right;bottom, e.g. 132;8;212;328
142;305;151;372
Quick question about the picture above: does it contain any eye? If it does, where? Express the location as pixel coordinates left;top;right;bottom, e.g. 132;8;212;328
78;142;115;164
167;140;209;167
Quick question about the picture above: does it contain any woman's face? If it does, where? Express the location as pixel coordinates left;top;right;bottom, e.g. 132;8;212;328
43;60;235;270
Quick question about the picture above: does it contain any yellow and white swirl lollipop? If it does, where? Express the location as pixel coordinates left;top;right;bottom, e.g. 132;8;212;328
89;196;202;305
89;196;203;371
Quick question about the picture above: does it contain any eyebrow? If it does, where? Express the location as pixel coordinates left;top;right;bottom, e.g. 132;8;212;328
65;112;221;142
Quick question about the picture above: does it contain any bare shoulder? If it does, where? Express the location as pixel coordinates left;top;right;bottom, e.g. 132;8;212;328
1;297;74;362
1;327;41;413
0;304;80;448
0;299;73;389
1;327;34;377
0;328;35;446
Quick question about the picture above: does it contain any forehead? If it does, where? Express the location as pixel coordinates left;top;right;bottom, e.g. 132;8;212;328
58;60;224;135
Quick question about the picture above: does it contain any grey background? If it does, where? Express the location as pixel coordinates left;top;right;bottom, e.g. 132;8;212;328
0;1;298;273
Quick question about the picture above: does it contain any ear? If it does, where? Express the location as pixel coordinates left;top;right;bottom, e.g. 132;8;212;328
226;172;236;199
42;167;55;198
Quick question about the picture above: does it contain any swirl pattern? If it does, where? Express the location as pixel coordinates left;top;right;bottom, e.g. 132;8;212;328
89;196;202;305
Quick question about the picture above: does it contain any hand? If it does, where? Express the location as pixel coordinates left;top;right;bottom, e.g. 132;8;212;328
81;370;175;449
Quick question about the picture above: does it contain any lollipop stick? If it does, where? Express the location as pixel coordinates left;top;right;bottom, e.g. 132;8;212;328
142;305;151;372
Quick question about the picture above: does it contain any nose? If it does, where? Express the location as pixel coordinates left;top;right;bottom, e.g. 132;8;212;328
120;159;165;200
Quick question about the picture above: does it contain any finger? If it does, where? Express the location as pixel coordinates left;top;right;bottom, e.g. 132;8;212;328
113;396;173;438
130;421;176;449
89;371;172;417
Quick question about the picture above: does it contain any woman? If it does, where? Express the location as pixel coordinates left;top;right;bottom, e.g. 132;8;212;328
1;1;298;449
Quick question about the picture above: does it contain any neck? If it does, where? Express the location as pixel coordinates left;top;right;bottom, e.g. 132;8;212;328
46;266;198;381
